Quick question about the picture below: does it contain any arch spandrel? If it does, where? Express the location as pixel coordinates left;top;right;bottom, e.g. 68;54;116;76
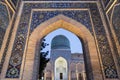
31;15;92;41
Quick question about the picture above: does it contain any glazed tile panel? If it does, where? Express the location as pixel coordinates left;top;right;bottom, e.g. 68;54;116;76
5;1;118;79
112;5;120;45
0;3;9;73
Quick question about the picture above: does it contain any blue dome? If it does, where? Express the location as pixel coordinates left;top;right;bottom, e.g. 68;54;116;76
51;35;70;49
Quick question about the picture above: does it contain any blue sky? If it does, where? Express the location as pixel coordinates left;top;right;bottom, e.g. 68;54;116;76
42;28;83;58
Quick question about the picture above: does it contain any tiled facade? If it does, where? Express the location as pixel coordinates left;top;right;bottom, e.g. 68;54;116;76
0;0;120;80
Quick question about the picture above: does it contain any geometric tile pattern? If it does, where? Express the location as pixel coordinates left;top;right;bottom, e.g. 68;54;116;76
30;10;92;34
89;3;118;78
0;3;9;49
5;1;118;79
10;0;18;7
0;2;9;73
7;0;19;8
112;4;120;66
112;4;120;45
102;0;111;7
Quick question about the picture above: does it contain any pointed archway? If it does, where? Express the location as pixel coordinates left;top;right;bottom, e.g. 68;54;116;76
55;57;68;80
22;15;102;80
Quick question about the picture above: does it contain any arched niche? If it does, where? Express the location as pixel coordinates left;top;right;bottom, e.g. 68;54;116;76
55;57;67;80
22;15;102;80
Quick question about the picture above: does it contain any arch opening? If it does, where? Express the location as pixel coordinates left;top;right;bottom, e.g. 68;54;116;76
22;15;102;80
55;57;67;80
39;28;86;80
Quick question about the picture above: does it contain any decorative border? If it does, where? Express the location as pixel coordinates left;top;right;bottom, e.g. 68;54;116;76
101;0;117;14
111;3;120;45
110;3;120;66
0;2;10;73
9;0;19;8
30;9;93;34
106;0;117;14
5;0;15;12
103;0;111;8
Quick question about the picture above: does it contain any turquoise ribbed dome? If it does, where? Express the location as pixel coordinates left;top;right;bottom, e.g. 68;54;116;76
51;35;70;49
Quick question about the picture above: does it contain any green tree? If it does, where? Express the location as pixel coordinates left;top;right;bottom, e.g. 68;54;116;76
39;39;49;79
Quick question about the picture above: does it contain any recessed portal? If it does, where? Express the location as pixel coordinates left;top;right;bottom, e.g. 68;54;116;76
55;57;67;80
39;28;86;80
22;15;102;80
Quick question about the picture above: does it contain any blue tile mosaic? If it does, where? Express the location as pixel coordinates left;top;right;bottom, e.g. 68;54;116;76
112;4;120;66
112;5;120;45
0;2;10;74
30;10;92;34
10;0;18;7
103;0;111;7
89;3;118;78
5;1;119;79
0;3;9;48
